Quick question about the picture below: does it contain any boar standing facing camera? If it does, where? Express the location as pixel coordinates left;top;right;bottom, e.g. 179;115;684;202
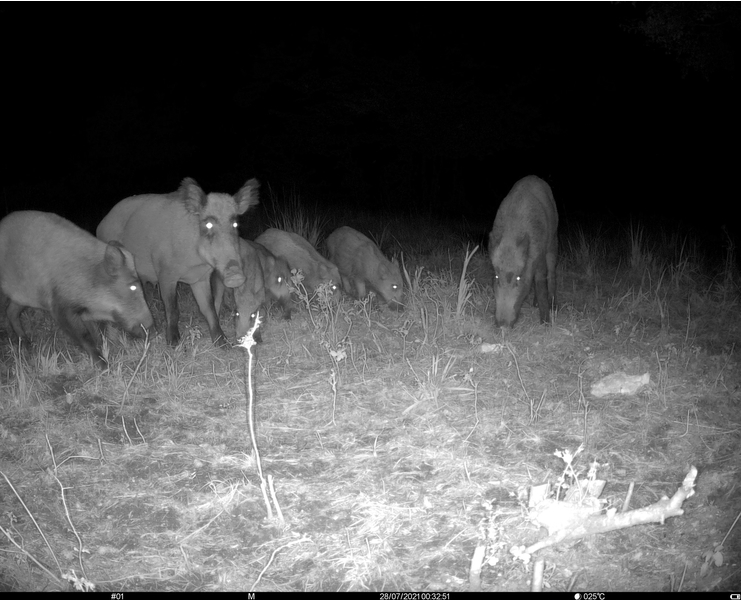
0;210;153;367
96;177;259;347
489;175;558;328
255;228;340;298
325;226;404;309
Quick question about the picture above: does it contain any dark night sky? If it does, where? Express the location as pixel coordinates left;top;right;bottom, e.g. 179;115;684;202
2;3;740;241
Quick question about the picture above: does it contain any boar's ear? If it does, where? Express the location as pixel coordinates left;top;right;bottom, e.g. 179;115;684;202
180;178;206;214
489;229;502;250
234;178;260;215
103;242;126;276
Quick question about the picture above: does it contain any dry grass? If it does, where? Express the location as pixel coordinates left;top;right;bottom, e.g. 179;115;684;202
261;185;330;248
1;218;741;592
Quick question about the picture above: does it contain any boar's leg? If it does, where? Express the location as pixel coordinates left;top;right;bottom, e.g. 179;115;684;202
159;278;182;346
190;278;229;348
546;249;558;311
52;304;107;367
533;271;550;324
339;274;352;297
6;301;30;342
354;278;367;300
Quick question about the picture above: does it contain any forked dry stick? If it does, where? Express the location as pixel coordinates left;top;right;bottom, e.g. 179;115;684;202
236;315;284;524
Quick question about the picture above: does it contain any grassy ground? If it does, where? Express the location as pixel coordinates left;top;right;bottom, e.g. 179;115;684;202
1;204;740;592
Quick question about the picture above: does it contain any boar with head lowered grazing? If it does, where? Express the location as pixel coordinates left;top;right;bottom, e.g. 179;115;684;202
247;240;292;320
211;238;266;343
325;226;404;309
97;178;259;346
212;238;294;343
255;228;340;298
489;175;558;328
0;211;153;367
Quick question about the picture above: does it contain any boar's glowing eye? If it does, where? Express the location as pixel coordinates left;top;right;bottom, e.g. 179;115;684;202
516;276;521;282
277;276;283;283
130;285;138;292
206;222;213;230
391;284;398;290
232;222;238;229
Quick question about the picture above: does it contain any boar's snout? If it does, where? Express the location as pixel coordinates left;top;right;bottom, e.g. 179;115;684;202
387;299;405;312
495;308;517;329
222;259;246;288
126;314;155;338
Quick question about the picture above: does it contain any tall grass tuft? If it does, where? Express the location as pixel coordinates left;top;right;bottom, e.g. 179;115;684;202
566;225;602;278
5;340;35;405
630;222;654;271
456;245;479;318
263;185;330;247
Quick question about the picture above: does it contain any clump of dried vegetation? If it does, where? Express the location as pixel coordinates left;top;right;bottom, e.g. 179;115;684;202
1;198;740;592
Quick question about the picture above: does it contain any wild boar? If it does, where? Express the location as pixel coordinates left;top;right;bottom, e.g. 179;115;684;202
254;228;340;298
247;240;292;319
211;238;266;342
96;177;259;346
325;226;404;309
0;210;153;367
489;175;558;327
